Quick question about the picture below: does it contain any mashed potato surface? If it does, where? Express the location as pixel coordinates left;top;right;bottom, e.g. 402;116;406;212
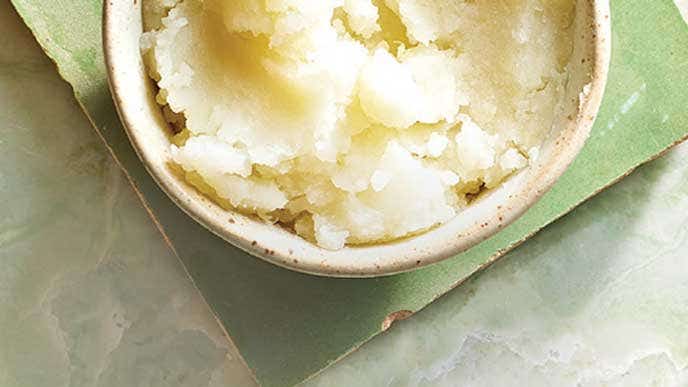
142;0;574;249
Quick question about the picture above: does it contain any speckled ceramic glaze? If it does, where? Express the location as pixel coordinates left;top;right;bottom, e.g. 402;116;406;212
103;0;611;277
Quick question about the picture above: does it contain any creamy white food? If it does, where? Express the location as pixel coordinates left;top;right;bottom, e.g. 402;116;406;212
142;0;574;249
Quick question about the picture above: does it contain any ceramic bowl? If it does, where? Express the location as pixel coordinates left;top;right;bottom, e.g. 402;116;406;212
103;0;611;277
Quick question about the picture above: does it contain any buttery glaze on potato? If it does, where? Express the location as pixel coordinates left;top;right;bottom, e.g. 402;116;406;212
142;0;575;249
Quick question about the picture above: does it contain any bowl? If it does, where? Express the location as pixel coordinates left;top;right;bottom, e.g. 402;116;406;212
103;0;611;277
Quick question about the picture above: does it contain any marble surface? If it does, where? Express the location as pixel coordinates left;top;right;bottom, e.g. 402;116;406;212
1;1;687;386
308;144;688;386
0;3;252;386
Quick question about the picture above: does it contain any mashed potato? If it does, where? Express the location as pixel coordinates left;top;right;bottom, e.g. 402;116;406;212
142;0;574;249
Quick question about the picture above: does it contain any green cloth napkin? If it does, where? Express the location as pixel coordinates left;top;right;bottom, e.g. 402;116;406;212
10;0;688;385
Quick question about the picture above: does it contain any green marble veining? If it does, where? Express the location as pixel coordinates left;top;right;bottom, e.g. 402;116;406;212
2;0;688;386
0;4;253;386
307;143;688;386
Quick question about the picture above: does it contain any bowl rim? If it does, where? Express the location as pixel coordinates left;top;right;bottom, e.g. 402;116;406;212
103;0;611;278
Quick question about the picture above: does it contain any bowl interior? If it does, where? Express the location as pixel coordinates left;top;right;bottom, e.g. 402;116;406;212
104;0;611;277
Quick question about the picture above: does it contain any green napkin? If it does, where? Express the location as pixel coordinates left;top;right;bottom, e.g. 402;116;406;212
10;0;688;385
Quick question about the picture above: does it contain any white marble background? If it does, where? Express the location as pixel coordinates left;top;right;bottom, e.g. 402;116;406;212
1;2;687;386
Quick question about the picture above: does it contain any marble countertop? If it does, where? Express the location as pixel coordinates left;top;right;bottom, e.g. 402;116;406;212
1;1;687;386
